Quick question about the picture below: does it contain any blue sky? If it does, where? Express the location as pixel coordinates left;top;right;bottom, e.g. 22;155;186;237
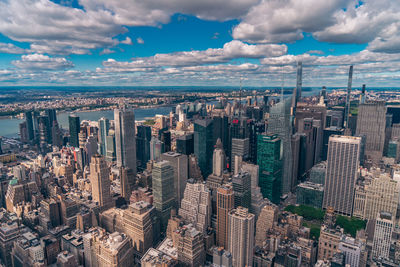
0;0;399;87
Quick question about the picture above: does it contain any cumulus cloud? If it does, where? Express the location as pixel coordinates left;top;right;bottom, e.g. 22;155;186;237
136;37;144;44
11;53;74;70
120;37;133;45
0;43;26;54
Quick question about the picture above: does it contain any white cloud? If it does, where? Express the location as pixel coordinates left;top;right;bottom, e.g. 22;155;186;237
0;43;26;54
136;37;144;44
11;53;74;70
100;48;116;55
120;37;133;45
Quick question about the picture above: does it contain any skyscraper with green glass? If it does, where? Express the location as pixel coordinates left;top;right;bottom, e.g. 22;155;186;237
194;118;214;177
257;133;282;204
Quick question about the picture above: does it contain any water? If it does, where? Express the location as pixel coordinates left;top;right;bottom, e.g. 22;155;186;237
0;106;174;138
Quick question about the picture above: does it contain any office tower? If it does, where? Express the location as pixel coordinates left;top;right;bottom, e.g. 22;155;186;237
216;184;234;249
188;154;203;181
150;137;164;161
83;229;134;267
19;121;28;143
51;120;63;147
25;111;35;141
161;152;188;205
296;182;324;209
152;161;176;232
114;107;137;172
257;133;282;204
160;130;171;152
213;116;229;154
344;65;353;129
353;172;399;220
356;101;386;163
318;225;343;261
255;201;278;247
194;118;214;177
100;201;154;256
68;114;80;147
212;138;225;177
338;236;367;267
90;155;112;209
322;127;344;160
176;133;194;155
38;115;50;151
212;247;233;267
57;251;78;267
0;221;21;267
267;99;293;194
40;198;61;228
241;162;265;218
231;138;249;172
227;207;255;267
178;180;211;233
323;135;361;216
309;161;326;185
136;125;151;170
232;171;251;209
98;117;109;156
105;132;116;162
372;212;393;260
120;167;136;200
141;248;178;267
172;224;205;266
295;61;302;103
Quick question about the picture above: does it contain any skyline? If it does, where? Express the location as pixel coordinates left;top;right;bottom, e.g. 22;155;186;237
0;0;399;86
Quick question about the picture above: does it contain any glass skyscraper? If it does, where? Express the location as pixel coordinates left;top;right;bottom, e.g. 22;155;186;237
194;118;214;177
68;114;80;147
114;107;136;173
257;133;282;204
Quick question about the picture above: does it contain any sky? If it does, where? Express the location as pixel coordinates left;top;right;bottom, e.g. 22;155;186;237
0;0;400;87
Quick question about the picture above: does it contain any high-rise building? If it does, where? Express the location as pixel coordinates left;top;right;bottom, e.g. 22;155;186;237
178;180;211;234
356;101;386;163
25;111;35;141
120;167;136;200
136;125;151;170
160;130;171;152
296;182;324;209
267;99;293;194
98;117;109;156
0;221;21;267
152;161;176;232
172;224;205;266
255;201;278;247
338;236;367;267
323;135;361;216
372;212;393;260
194;118;214;177
105;132;116;162
231;138;249;173
232;171;251;209
150;137;164;161
68;114;80;148
257;133;282;204
227;207;255;267
318;225;343;261
90;155;112;209
161;152;188;205
216;184;234;249
176;133;194;155
114;107;136;172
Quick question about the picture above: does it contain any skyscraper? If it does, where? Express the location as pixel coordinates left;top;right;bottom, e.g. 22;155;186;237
257;133;282;204
356;101;386;163
372;212;393;260
227;207;255;267
120;167;136;200
232;171;251;209
90;155;112;209
176;133;194;155
25;111;34;141
114;107;136;173
216;184;234;249
255;201;278;247
136;125;151;170
194;118;214;177
68;114;80;148
344;65;353;129
98;117;109;156
267;99;293;194
152;160;176;232
161;152;188;205
323;135;361;216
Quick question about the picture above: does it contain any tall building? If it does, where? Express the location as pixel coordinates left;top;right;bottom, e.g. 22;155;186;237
0;221;21;267
152;161;176;232
120;167;136;200
372;212;393;260
89;155;112;209
194;118;214;177
356;101;386;163
267;99;293;194
227;207;255;267
68;114;80;148
216;184;234;249
338;236;366;267
232;171;251;209
25;111;35;141
105;132;116;162
257;133;282;204
98;117;109;156
172;224;205;266
178;180;211;234
255;201;278;247
323;135;361;216
150;137;164;161
136;125;151;170
213;138;225;177
176;133;194;155
83;229;134;267
231;138;249;173
161;152;188;205
114;107;136;173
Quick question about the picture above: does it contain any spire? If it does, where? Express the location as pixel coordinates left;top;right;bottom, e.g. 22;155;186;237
215;138;223;150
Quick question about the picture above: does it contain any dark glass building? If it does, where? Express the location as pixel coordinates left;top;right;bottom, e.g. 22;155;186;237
194;118;214;177
68;115;80;147
136;125;151;170
176;133;194;155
